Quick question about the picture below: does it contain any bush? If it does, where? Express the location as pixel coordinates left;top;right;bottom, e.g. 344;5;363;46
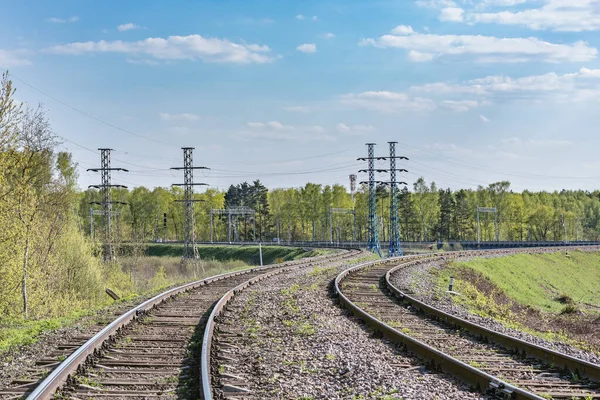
560;304;580;314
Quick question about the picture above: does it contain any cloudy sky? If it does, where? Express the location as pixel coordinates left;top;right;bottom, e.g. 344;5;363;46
2;0;600;192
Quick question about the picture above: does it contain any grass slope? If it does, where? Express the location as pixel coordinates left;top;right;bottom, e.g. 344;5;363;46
145;244;335;265
451;250;600;313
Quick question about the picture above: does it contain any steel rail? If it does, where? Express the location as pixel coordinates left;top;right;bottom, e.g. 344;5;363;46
201;249;361;399
333;248;595;400
26;250;348;400
385;254;600;382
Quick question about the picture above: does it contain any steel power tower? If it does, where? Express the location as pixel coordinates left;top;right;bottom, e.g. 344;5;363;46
87;148;128;262
171;147;209;260
385;142;408;257
358;143;382;256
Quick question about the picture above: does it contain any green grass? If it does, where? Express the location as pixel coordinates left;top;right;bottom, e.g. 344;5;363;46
0;309;94;354
450;250;600;313
142;244;336;265
0;258;248;356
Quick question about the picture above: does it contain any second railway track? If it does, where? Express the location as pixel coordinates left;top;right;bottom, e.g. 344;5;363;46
0;249;359;400
336;248;600;400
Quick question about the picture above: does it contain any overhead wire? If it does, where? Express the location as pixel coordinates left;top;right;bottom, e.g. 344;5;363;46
6;71;179;148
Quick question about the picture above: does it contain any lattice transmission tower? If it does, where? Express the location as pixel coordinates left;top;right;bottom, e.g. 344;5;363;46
358;143;382;256
385;142;408;257
87;148;128;262
171;147;209;260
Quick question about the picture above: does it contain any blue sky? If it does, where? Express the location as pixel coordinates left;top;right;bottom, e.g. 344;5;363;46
3;0;600;192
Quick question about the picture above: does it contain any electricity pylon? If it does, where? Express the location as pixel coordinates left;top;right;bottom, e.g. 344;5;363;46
87;148;128;262
171;147;209;260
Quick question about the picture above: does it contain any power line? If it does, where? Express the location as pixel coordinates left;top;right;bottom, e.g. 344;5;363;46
6;71;179;147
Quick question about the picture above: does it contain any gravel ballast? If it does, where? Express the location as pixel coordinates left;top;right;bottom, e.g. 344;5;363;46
212;254;485;400
389;253;600;365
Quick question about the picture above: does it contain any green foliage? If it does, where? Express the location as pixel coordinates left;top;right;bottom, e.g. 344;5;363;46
452;251;600;313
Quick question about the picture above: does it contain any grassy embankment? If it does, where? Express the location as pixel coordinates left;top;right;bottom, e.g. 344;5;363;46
143;244;337;265
0;246;328;355
436;250;600;349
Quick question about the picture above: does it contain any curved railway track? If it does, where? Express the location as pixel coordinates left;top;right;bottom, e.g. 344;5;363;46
0;249;358;400
201;250;367;400
335;248;600;400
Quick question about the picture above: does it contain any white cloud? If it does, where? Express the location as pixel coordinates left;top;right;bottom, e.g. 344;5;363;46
480;114;490;122
416;0;457;8
159;112;200;121
47;16;79;23
391;25;415;35
441;100;480;112
336;123;376;134
0;49;32;67
283;105;310;113
297;43;317;53
242;130;295;141
46;34;275;64
479;0;529;6
296;14;305;20
409;67;600;104
243;120;330;141
118;23;140;32
360;26;597;63
439;7;464;21
408;50;434;62
454;0;600;32
322;32;335;39
340;91;436;113
341;67;600;114
247;121;293;130
312;16;318;21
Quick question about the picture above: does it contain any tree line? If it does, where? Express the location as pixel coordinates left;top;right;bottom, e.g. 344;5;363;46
78;177;600;245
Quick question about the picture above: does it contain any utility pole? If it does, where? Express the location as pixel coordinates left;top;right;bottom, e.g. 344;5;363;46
329;206;334;244
87;148;128;262
384;142;409;257
358;143;383;256
171;147;209;260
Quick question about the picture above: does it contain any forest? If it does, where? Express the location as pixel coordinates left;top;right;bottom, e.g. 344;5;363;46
79;178;600;246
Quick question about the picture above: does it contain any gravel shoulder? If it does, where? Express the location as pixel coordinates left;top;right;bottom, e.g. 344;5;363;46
389;253;600;365
212;254;485;400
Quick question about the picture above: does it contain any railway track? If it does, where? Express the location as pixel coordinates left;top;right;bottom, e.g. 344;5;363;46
201;250;368;400
0;249;358;400
335;248;600;400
